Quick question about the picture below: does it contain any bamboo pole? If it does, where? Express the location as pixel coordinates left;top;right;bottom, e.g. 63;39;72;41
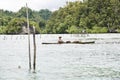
26;3;31;70
33;26;36;71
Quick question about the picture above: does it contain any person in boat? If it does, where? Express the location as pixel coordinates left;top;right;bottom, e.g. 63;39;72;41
58;36;64;43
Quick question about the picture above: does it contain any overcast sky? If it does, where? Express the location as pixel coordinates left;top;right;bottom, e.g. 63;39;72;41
0;0;79;12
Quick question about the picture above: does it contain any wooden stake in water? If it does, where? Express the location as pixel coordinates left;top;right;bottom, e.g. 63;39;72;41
26;3;31;70
33;26;36;71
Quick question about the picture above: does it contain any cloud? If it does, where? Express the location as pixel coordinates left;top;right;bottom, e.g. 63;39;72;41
0;0;77;12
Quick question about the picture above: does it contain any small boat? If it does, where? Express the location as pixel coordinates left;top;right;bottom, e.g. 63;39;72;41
42;41;95;44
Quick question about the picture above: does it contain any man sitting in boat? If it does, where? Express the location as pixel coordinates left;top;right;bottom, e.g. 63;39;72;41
58;36;64;43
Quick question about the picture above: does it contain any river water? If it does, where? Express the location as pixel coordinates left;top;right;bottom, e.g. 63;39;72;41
0;34;120;80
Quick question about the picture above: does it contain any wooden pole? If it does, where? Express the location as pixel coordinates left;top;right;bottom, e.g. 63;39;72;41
33;26;36;71
26;3;31;70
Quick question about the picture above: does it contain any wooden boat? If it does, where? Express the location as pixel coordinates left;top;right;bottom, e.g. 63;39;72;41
42;41;95;44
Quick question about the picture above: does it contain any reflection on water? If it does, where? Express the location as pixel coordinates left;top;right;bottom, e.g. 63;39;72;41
0;34;120;80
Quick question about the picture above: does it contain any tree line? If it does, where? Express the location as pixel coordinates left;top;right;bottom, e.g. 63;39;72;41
0;8;51;34
0;0;120;34
45;0;120;34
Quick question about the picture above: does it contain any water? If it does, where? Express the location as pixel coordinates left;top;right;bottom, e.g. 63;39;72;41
0;34;120;80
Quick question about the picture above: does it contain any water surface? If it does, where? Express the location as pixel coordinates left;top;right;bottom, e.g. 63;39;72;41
0;34;120;80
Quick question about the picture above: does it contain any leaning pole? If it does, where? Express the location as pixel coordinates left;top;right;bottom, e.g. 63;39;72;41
26;3;31;70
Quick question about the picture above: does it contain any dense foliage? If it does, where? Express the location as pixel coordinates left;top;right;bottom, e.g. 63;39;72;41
0;8;51;34
45;0;120;33
0;0;120;34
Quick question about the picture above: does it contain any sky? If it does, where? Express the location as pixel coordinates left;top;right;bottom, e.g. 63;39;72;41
0;0;79;12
